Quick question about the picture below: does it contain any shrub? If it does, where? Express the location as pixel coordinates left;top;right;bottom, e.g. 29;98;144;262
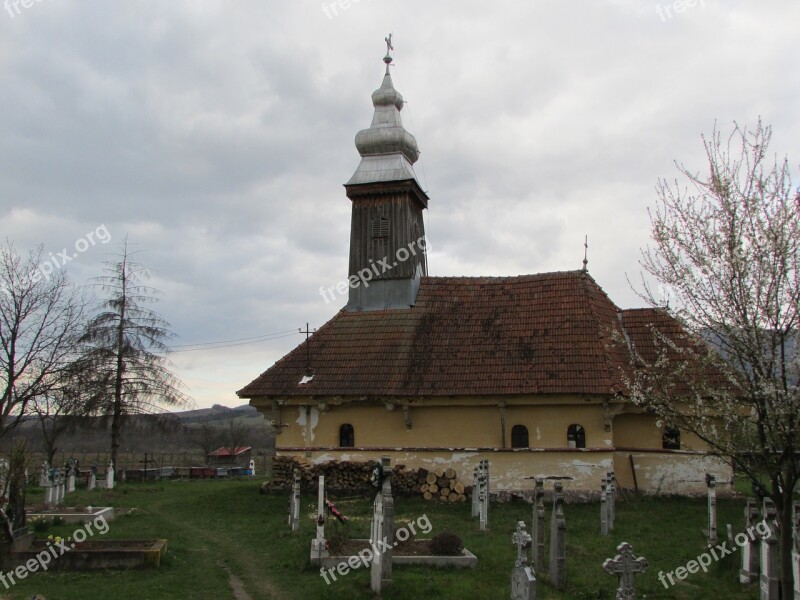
429;531;463;556
325;521;350;555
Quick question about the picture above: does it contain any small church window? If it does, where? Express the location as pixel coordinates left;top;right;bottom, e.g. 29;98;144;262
511;425;529;448
662;425;681;450
371;218;390;239
567;424;586;449
339;424;355;448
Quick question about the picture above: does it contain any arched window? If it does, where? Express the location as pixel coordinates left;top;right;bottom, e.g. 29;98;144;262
339;424;354;448
511;425;529;448
662;425;681;450
567;424;586;449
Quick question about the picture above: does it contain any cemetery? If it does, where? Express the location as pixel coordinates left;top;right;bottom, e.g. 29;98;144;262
0;457;786;599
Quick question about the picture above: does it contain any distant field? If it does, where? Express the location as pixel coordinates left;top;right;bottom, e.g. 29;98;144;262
4;479;760;600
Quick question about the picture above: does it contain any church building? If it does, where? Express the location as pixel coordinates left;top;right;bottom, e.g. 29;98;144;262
237;45;731;494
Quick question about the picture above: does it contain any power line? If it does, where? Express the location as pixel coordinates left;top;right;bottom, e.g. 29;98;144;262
167;329;301;353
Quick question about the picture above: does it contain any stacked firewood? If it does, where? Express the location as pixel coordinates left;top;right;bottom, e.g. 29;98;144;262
267;456;467;502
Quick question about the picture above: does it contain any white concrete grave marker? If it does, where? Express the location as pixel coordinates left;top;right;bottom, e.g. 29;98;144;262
511;520;536;600
603;542;648;600
759;498;779;600
311;475;327;560
531;477;545;574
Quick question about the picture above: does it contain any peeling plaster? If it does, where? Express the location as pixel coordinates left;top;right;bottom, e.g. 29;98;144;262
295;407;320;444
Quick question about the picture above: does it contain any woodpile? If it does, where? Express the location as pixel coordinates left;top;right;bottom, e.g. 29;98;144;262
266;457;467;502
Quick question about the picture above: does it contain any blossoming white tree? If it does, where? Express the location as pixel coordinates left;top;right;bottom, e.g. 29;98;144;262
629;119;799;597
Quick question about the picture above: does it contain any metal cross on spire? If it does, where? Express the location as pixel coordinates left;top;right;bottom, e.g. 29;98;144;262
383;33;394;72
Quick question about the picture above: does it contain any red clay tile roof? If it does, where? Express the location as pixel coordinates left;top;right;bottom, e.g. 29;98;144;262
208;447;251;457
237;271;659;399
619;308;734;394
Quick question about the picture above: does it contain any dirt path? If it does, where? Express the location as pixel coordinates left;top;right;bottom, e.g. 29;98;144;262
218;562;255;600
147;497;286;600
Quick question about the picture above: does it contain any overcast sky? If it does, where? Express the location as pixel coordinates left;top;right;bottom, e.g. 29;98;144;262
1;0;797;410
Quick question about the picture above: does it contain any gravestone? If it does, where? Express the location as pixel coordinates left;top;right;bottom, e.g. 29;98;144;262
87;471;96;491
106;461;115;490
705;474;718;544
740;498;760;584
760;498;779;600
370;461;394;596
289;469;301;532
484;459;490;522
311;476;327;560
249;459;256;477
471;464;481;518
606;471;615;532
548;482;566;590
39;462;49;487
603;542;648;600
380;457;394;582
793;501;800;600
531;477;546;574
478;472;488;531
601;479;609;536
511;520;536;600
66;469;76;494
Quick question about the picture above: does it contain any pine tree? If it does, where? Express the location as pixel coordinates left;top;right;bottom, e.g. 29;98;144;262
81;240;190;472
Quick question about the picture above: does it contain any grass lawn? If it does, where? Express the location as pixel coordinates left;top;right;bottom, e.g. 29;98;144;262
3;479;759;599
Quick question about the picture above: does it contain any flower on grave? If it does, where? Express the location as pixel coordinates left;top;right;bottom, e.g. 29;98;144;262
46;535;53;541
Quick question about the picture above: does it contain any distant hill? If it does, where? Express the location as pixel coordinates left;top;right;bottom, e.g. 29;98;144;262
175;403;260;424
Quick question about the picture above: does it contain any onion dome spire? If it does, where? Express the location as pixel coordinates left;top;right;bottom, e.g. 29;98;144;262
346;35;422;186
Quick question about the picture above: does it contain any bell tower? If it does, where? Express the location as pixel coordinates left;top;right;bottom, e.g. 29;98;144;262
344;36;429;311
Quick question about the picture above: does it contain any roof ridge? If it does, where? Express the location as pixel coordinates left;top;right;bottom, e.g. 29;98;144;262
579;273;626;395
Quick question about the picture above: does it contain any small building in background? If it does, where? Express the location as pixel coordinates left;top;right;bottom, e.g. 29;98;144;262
207;446;252;469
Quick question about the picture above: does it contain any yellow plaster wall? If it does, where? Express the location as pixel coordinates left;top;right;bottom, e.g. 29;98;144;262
613;413;708;451
271;400;612;449
613;452;733;494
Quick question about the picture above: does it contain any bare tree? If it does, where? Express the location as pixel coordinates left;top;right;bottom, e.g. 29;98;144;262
224;412;251;455
631;119;799;597
190;420;223;464
80;240;191;472
0;242;87;438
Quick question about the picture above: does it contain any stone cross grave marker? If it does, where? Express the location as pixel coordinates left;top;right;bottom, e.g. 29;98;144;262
43;468;56;508
479;471;488;531
106;461;115;490
472;464;480;518
311;476;327;560
606;471;615;532
531;477;545;574
548;482;566;590
370;460;394;596
602;541;648;600
379;456;394;583
54;469;64;506
740;498;760;584
484;459;490;522
760;498;779;600
289;469;301;532
87;471;96;491
601;478;609;536
793;501;800;600
705;474;718;544
39;462;49;487
511;520;537;600
66;467;76;494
